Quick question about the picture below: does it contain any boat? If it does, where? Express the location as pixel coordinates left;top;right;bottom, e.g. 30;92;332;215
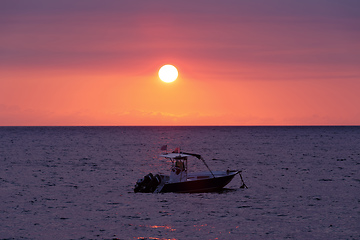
134;148;247;193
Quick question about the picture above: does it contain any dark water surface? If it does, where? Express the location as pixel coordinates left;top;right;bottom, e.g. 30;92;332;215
0;126;359;239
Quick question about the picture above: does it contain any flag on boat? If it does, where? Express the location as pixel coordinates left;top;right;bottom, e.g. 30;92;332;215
173;147;180;153
161;145;167;151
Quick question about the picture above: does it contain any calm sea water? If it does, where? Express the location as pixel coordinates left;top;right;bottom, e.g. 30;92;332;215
0;126;359;239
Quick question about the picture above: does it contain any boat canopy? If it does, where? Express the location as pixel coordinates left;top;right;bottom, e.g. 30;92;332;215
161;151;215;178
160;153;192;159
160;152;202;159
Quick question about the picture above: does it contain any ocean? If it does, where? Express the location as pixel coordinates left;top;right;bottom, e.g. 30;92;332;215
0;126;359;239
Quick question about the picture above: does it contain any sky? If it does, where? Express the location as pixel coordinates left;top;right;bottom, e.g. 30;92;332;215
1;0;359;126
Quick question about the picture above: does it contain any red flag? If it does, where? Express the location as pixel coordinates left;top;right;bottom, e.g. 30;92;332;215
161;145;167;151
173;147;180;153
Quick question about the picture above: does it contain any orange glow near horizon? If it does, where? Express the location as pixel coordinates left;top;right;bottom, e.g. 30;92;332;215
1;1;359;126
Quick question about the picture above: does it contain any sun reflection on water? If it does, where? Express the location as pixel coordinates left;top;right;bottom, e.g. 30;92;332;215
136;238;177;240
148;225;176;231
135;225;177;240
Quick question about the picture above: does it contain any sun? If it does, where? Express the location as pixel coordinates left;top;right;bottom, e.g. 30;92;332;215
158;64;178;83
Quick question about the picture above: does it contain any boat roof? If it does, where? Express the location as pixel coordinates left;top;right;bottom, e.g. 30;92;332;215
160;152;202;159
160;153;192;159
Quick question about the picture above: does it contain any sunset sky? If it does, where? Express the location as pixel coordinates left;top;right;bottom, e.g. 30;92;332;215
1;0;359;126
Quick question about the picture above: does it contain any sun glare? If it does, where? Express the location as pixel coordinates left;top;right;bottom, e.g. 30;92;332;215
158;64;178;83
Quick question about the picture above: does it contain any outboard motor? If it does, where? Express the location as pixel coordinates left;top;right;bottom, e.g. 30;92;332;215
134;173;162;193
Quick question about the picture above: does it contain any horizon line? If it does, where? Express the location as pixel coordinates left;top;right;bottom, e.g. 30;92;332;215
0;125;359;127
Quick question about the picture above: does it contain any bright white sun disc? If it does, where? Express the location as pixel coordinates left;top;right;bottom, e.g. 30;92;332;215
159;64;178;83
